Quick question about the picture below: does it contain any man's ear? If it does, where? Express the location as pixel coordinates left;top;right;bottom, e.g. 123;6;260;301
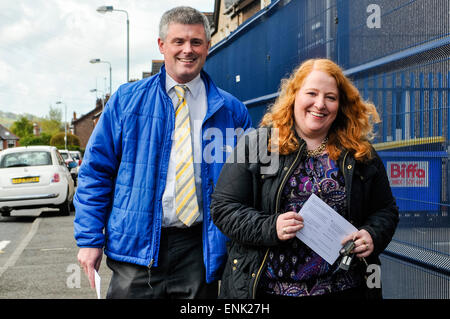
158;38;164;54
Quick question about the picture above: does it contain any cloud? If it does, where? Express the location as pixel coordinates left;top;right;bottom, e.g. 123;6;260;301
0;0;213;119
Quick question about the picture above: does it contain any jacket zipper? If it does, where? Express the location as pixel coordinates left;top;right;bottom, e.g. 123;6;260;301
147;259;154;288
251;142;305;298
148;95;172;272
341;151;369;274
341;151;348;175
341;150;350;215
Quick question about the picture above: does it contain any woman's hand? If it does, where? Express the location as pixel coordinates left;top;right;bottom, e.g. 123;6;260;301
276;211;304;241
341;229;374;258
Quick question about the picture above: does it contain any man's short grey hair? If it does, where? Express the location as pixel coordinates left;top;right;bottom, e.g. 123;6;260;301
159;6;211;42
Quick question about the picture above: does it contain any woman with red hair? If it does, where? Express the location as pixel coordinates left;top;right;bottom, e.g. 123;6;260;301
211;59;399;299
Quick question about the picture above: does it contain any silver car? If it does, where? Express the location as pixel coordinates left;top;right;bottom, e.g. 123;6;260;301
0;146;75;216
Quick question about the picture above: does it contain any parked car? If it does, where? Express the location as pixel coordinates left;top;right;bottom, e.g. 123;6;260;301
58;149;78;186
69;150;82;174
0;146;75;216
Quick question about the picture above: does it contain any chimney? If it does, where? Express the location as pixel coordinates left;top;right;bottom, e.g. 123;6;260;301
33;123;40;136
73;111;77;121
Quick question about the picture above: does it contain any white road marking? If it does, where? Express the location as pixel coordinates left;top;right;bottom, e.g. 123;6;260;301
40;247;69;252
0;240;11;251
0;218;41;278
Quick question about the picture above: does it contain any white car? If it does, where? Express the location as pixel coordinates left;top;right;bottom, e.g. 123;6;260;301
0;146;75;216
58;149;78;186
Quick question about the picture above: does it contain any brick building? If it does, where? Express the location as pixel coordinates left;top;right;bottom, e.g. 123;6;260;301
71;99;103;149
211;0;271;46
0;124;19;151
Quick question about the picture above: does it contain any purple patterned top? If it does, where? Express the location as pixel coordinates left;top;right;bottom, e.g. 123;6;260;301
259;153;364;297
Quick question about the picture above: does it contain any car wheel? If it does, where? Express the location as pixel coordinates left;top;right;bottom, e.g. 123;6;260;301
59;191;71;216
59;199;70;216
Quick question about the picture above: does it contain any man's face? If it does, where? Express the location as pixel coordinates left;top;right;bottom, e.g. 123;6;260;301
158;23;210;84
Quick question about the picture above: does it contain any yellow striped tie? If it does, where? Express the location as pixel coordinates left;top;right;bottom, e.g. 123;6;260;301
173;85;200;226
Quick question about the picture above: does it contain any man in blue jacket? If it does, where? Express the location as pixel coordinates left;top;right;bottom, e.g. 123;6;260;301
74;6;252;298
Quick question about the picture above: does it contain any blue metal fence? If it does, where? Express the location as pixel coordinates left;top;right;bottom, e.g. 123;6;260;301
353;71;450;143
205;0;450;298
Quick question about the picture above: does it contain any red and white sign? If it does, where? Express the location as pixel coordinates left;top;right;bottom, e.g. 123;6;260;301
386;161;428;187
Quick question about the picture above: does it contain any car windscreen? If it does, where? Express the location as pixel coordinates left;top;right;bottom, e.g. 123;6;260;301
0;151;53;168
70;153;80;160
60;153;69;160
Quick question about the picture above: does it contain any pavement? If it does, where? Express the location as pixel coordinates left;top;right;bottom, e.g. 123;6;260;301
0;212;112;299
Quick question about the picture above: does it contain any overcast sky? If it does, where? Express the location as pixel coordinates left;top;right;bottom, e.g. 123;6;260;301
0;0;214;119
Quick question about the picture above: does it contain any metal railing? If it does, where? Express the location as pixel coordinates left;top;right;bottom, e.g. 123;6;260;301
205;0;450;298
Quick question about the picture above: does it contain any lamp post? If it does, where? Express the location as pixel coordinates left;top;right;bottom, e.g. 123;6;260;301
55;101;67;150
90;58;112;96
96;5;129;82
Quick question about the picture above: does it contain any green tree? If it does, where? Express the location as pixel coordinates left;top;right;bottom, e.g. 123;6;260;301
19;133;52;146
48;106;62;122
40;106;63;136
10;116;33;138
40;119;62;136
49;132;81;150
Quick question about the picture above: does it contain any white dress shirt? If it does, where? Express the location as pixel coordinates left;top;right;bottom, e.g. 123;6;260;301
162;73;208;227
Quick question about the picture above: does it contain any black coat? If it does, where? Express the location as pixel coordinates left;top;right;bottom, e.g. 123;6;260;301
211;128;399;299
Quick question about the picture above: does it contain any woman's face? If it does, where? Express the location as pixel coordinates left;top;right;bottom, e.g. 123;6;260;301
293;70;339;141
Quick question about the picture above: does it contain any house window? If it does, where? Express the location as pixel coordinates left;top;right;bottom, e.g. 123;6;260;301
7;140;15;148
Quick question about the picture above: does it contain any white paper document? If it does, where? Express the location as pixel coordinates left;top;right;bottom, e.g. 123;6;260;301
296;193;358;265
94;270;101;299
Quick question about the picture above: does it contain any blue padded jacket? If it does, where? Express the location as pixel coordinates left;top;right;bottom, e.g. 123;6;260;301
74;66;252;282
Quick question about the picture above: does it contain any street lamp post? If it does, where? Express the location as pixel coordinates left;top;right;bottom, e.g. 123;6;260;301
90;58;112;96
96;5;129;82
55;101;67;150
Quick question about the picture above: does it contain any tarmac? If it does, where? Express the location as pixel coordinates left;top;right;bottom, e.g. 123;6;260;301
0;211;112;299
